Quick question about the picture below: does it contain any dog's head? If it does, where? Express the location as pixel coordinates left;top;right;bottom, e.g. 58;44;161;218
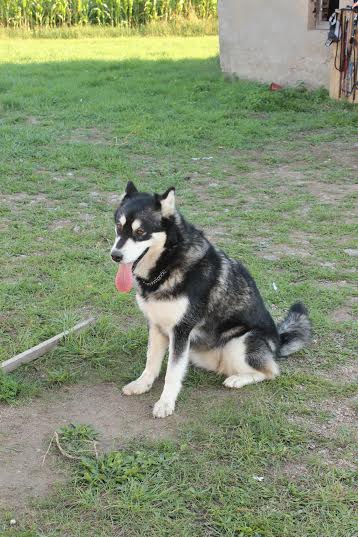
111;181;176;266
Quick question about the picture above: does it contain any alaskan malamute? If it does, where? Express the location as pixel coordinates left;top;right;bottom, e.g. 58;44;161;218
111;182;312;418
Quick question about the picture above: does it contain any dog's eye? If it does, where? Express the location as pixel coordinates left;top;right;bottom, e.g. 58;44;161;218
135;228;145;237
116;224;122;234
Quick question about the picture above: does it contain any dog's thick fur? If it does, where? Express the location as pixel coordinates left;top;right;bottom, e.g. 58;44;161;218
111;182;312;418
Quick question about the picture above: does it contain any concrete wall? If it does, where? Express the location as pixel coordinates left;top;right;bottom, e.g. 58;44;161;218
218;0;331;88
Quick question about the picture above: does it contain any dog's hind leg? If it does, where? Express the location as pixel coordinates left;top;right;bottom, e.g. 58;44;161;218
221;331;279;389
122;324;168;396
224;372;267;388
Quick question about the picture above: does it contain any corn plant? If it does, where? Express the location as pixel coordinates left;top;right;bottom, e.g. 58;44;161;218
0;0;217;27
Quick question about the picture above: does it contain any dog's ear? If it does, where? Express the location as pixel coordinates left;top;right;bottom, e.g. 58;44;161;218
159;187;175;217
119;181;138;204
124;181;138;197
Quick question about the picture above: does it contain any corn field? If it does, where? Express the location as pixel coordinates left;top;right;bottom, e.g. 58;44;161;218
0;0;217;28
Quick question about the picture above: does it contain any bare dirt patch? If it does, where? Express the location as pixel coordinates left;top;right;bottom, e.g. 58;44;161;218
48;219;73;231
0;219;10;232
318;396;358;430
317;280;350;289
257;243;312;260
205;227;229;243
79;212;94;223
252;232;315;260
104;192;124;206
0;383;184;510
188;178;229;205
319;261;336;269
311;141;358;171
25;116;41;125
310;447;356;471
330;297;356;322
317;359;358;383
273;166;305;184
292;395;357;442
289;230;314;246
63;127;112;146
1;193;56;208
81;191;125;206
278;138;358;171
306;181;357;203
281;461;310;480
331;307;352;322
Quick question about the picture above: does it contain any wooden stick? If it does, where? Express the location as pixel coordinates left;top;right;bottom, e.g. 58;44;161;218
54;431;81;461
1;317;96;374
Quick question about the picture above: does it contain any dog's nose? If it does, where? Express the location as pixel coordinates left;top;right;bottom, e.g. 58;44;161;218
111;252;123;263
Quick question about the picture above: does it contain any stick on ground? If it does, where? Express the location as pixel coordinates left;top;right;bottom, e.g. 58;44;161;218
1;317;96;374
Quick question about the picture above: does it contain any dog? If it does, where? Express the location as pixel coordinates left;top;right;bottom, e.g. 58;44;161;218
111;181;312;418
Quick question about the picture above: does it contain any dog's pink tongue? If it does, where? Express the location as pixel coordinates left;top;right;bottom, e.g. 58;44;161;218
115;263;133;293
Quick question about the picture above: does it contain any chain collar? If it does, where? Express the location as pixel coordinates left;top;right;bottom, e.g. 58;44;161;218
136;269;167;287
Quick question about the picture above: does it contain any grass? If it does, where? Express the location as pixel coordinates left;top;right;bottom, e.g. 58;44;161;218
0;35;357;536
0;17;217;38
56;423;99;457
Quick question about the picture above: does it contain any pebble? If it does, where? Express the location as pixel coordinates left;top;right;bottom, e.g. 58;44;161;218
344;249;358;257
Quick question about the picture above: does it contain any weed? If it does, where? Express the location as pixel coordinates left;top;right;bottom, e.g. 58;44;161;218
46;367;75;385
79;449;173;487
0;371;37;403
0;371;20;403
57;423;99;458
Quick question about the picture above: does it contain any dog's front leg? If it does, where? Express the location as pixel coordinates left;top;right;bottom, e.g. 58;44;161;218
153;326;190;418
122;323;168;396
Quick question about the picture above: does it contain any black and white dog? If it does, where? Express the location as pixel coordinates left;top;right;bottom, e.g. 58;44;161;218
111;182;311;418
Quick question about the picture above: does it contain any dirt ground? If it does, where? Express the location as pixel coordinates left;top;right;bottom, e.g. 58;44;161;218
0;383;185;510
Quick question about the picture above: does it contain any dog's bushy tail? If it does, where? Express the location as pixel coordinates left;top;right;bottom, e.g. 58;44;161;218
277;302;312;357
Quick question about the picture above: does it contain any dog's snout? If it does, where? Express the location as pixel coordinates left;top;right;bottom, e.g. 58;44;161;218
111;252;123;263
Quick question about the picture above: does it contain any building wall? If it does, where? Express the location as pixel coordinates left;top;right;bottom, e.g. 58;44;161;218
218;0;332;88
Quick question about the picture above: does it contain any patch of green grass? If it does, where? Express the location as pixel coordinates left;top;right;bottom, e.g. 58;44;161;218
57;423;100;458
45;367;76;386
0;371;21;403
0;370;37;403
78;447;175;488
0;35;357;537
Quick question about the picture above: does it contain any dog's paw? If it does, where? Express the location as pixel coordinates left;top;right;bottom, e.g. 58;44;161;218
223;375;247;389
153;398;175;418
122;377;152;396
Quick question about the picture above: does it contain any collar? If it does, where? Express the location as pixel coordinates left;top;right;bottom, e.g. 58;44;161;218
136;269;167;287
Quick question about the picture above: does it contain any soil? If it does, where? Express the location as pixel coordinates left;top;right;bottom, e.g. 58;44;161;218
317;280;350;289
26;116;41;125
318;359;358;384
1;193;57;213
48;219;73;231
0;383;184;510
63;127;112;145
257;243;312;260
330;304;355;322
306;181;357;203
292;393;357;440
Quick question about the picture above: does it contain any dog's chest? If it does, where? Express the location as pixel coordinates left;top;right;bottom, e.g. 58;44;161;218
136;294;188;334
